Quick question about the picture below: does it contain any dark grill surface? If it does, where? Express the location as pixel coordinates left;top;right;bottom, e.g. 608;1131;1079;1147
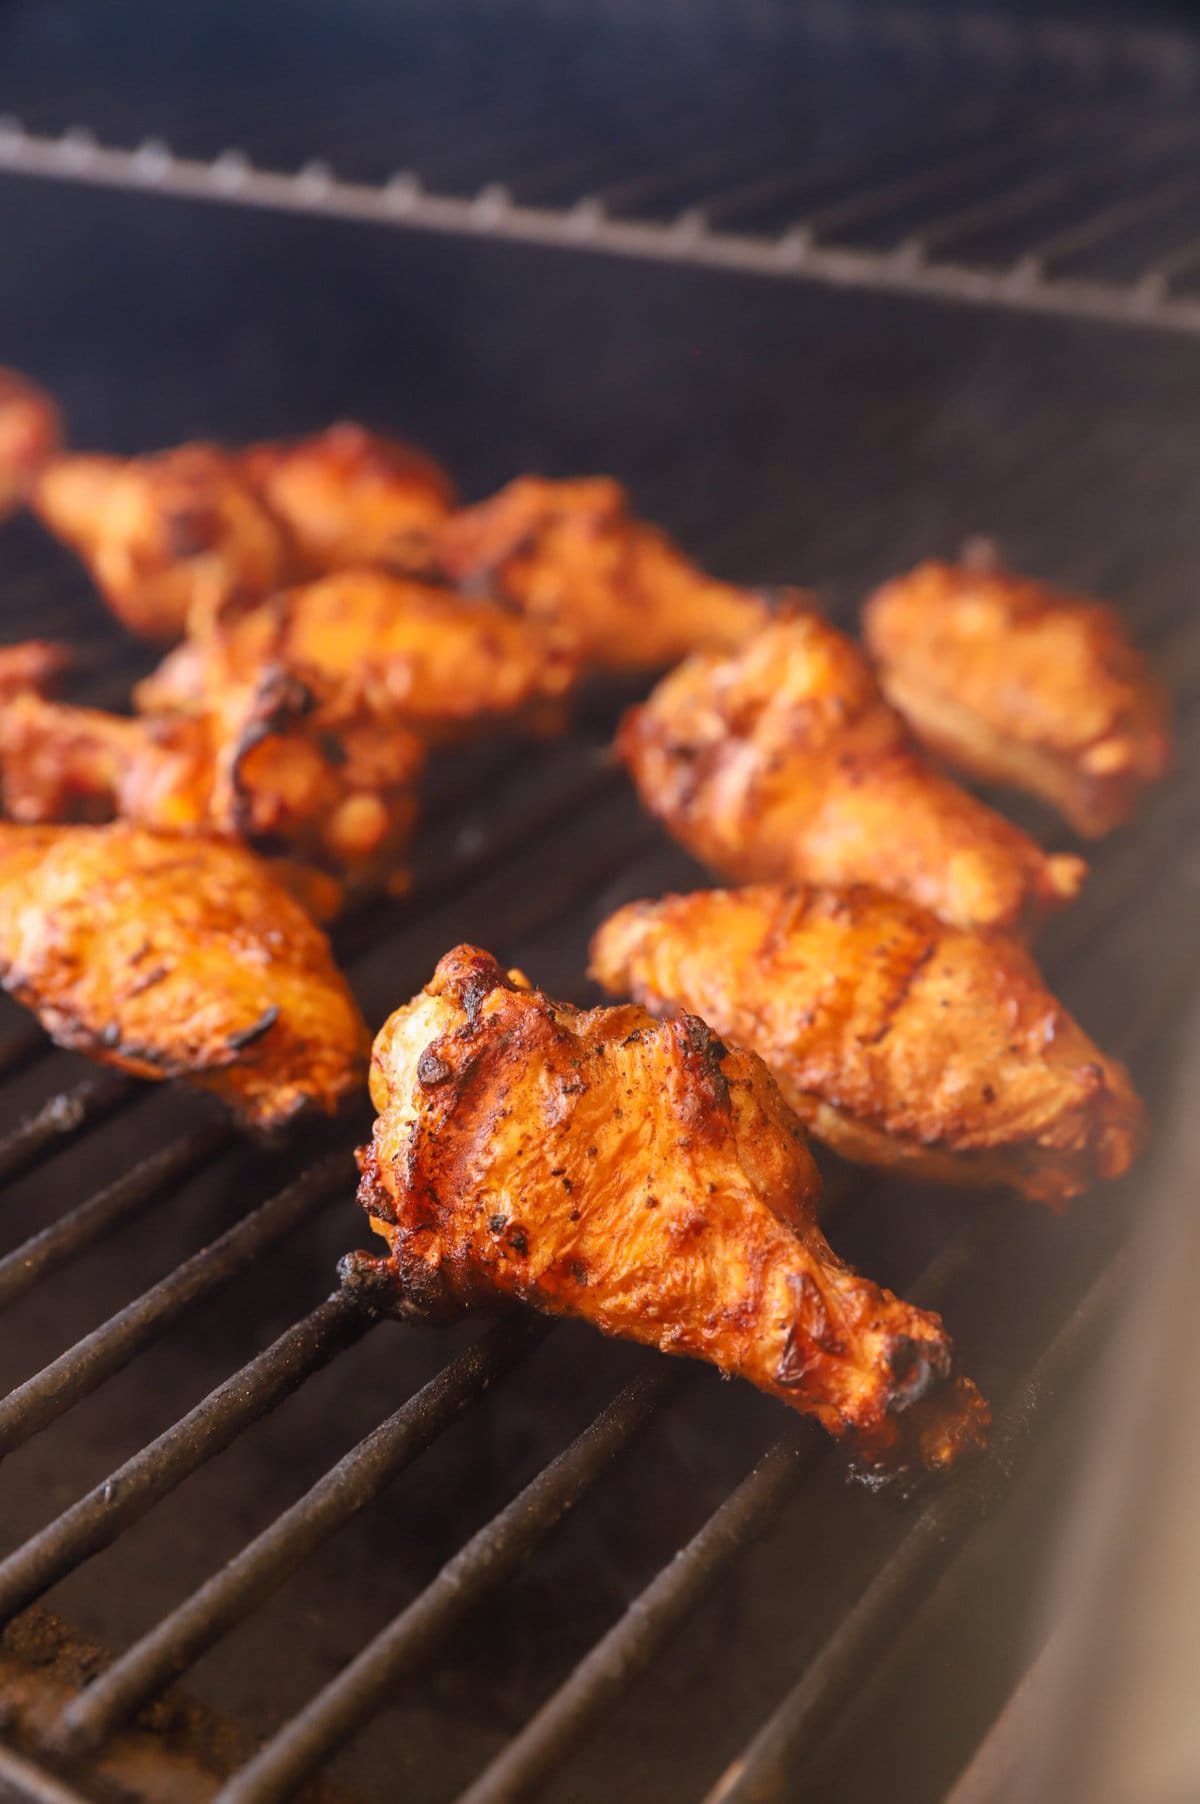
0;14;1198;1800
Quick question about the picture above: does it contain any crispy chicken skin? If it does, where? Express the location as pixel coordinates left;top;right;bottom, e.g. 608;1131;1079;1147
240;423;455;571
352;945;989;1471
32;447;298;642
591;886;1144;1208
863;560;1173;838
431;477;769;671
618;610;1086;935
0;822;369;1127
135;569;579;741
0;678;423;914
0;370;61;519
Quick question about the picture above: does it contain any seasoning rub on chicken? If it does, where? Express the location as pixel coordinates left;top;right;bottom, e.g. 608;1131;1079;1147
32;423;455;643
0;675;424;917
32;445;300;643
431;476;769;671
135;569;580;742
618;607;1086;936
0;823;370;1127
592;885;1144;1208
240;421;455;573
353;945;989;1471
863;559;1173;838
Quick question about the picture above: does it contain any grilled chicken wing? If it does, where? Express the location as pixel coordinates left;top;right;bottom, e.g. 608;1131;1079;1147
240;422;455;571
32;424;456;644
0;822;369;1127
135;569;579;741
592;885;1143;1208
0;369;61;519
863;559;1173;838
618;609;1086;935
0;677;423;914
431;477;768;671
352;944;989;1470
32;446;298;642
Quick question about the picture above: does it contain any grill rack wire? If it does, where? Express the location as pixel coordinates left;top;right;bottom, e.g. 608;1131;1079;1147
0;499;1195;1804
6;1;1200;338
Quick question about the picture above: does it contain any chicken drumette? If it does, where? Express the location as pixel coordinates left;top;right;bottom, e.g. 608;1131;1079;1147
0;369;61;519
0;822;369;1127
618;608;1086;935
240;421;455;571
430;476;769;671
0;673;423;917
32;445;299;642
32;424;455;643
135;568;579;741
592;885;1144;1208
352;944;989;1471
863;558;1173;838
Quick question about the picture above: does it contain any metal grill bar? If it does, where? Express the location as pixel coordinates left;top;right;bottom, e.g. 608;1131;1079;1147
702;1253;1126;1804
5;128;1200;339
0;1074;133;1188
453;1433;808;1804
0;1744;90;1804
943;1634;1058;1804
0;1152;347;1458
0;1024;55;1083
0;1289;368;1625
213;1365;684;1804
449;1196;991;1804
52;1314;548;1756
0;1121;231;1312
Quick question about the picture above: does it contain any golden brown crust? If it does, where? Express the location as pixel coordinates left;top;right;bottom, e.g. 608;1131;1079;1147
0;822;370;1127
0;678;423;910
431;476;769;671
32;447;299;642
863;560;1173;837
618;610;1086;935
356;944;988;1471
591;885;1144;1208
135;568;579;741
0;370;61;519
240;423;455;571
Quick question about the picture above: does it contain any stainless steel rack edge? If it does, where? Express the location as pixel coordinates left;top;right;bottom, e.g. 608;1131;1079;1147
3;126;1200;341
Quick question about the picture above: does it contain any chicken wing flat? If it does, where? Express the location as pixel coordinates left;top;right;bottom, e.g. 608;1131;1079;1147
0;676;423;914
591;885;1144;1208
0;369;61;519
863;559;1173;838
352;944;989;1471
134;569;579;741
0;822;369;1127
618;610;1086;935
431;476;769;671
32;446;299;642
240;422;455;571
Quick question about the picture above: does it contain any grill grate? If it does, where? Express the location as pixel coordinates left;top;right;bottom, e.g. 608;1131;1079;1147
4;3;1200;336
0;513;1194;1803
1;21;1200;1789
7;2;1198;339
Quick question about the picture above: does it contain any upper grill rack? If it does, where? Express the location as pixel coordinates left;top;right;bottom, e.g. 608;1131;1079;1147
4;2;1200;336
0;502;1196;1804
